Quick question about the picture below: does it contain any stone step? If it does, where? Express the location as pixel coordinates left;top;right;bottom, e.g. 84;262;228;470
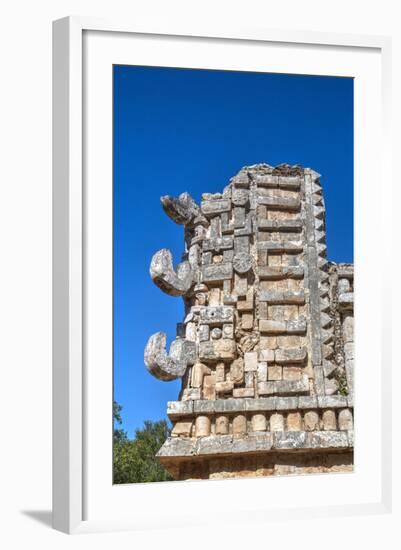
258;266;304;280
259;318;307;335
257;195;301;212
258;218;302;232
257;240;303;254
259;289;305;305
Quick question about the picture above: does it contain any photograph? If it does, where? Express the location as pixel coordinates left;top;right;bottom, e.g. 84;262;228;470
112;65;354;483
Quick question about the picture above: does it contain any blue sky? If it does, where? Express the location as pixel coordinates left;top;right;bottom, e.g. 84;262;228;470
113;65;353;438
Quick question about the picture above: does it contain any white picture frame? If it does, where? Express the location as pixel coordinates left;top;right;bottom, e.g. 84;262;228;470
52;16;394;535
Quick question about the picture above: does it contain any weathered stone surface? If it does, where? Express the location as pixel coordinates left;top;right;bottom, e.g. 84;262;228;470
259;318;306;334
258;381;275;395
304;411;319;431
167;400;193;418
259;290;305;305
150;248;193;296
257;195;301;211
233;252;253;274
145;163;354;481
306;431;349;449
202;236;234;252
232;414;247;434
257;241;303;253
199;306;234;325
144;332;196;381
172;421;193;437
275;347;307;364
317;395;348;408
244;351;258;371
322;410;337;430
287;412;302;431
161;192;200;225
273;431;307;449
195;415;211;437
233;387;255;398
258;218;302;232
338;409;353;430
215;415;229;435
252;413;267;431
215;380;234;394
230;357;244;384
201;198;231;216
202;263;233;282
259;349;275;363
258;265;304;280
338;292;354;310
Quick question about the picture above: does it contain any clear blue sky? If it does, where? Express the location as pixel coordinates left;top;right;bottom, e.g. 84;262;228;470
113;65;353;438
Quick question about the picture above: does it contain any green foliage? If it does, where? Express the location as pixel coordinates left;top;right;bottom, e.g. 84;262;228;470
113;402;173;484
113;400;128;444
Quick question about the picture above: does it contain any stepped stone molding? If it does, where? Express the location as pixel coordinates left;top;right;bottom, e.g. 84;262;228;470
143;163;354;480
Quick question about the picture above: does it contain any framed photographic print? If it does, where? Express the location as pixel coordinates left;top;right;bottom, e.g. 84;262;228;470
53;17;393;535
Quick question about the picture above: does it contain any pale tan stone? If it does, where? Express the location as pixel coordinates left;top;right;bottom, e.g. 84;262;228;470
257;362;268;381
234;273;247;296
213;339;237;360
268;254;281;266
244;351;258;371
277;335;301;348
208;287;221;306
232;414;247;434
172;421;193;437
195;416;211;437
259;336;277;350
233;387;255;398
259;349;275;362
269;413;284;431
241;313;254;329
322;409;337;430
338;409;353;430
215;415;229;435
268;365;282;380
252;413;267;431
259;320;286;334
282;366;302;381
191;362;211;388
304;411;319;431
216;381;234;394
230;358;244;384
215;362;225;382
287;412;302;431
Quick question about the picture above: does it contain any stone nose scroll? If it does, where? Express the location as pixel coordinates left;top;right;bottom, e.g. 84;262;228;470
144;331;196;381
150;248;193;297
161;192;200;226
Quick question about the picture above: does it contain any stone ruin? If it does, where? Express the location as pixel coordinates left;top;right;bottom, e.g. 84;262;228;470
144;163;354;480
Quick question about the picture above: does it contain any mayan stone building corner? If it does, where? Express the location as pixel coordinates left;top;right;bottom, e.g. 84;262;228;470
144;163;354;480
